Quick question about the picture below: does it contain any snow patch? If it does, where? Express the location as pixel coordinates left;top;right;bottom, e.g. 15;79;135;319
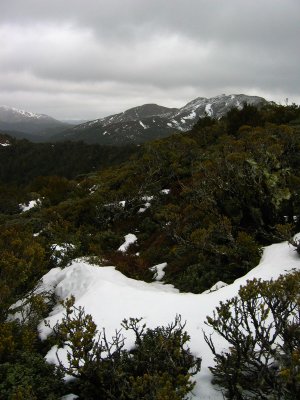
142;196;154;201
136;196;152;213
89;184;99;194
139;120;148;129
235;100;242;109
118;233;137;252
202;281;228;294
104;200;126;208
160;189;170;194
138;205;149;213
138;196;153;213
205;104;213;116
38;239;300;400
88;119;99;126
61;395;79;400
19;199;41;212
150;262;167;281
183;110;196;120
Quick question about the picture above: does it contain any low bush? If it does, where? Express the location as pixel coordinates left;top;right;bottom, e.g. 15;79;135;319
0;351;64;400
204;271;300;399
49;297;201;399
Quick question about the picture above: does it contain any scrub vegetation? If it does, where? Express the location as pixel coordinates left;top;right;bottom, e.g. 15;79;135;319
0;102;300;398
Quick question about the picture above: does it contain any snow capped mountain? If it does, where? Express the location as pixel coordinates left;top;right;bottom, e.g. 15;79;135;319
168;93;266;130
0;105;70;136
100;103;177;126
0;95;267;143
55;94;267;145
0;105;55;123
72;104;177;132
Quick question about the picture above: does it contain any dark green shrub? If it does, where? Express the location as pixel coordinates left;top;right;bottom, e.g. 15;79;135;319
0;351;64;400
0;226;47;321
91;229;122;253
50;297;201;399
225;103;265;135
204;271;300;399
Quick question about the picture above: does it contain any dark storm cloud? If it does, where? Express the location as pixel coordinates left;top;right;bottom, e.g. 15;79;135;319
0;0;299;119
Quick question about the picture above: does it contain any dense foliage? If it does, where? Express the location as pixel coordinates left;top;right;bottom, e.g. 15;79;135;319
1;103;300;291
204;271;300;399
0;136;137;185
0;102;300;398
0;351;64;400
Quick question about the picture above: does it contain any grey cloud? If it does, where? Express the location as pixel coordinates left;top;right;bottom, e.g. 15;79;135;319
2;0;299;44
0;0;299;119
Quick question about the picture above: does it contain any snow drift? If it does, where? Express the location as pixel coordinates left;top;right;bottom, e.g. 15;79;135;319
39;239;300;399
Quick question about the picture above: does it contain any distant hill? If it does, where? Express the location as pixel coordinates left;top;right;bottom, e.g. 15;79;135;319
0;105;71;138
52;94;267;145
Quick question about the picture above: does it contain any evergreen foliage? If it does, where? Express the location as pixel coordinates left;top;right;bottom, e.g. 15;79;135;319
0;351;64;400
0;226;47;321
2;102;300;294
49;297;201;399
225;103;265;135
0;101;300;398
0;137;137;185
0;289;64;399
204;271;300;399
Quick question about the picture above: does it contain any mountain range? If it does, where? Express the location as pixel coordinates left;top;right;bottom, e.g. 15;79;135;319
0;105;71;140
0;94;267;145
54;94;267;145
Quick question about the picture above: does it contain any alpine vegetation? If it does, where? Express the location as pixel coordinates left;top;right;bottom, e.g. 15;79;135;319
0;101;300;399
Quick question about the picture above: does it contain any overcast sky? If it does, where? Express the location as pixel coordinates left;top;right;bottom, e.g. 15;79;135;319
0;0;299;120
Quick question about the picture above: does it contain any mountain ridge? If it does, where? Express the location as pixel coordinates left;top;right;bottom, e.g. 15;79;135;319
0;94;267;144
54;94;267;145
0;105;71;136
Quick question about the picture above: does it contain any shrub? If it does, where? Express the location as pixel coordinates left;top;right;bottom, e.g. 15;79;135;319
204;271;300;399
225;103;265;135
49;297;201;399
0;227;47;321
0;351;64;400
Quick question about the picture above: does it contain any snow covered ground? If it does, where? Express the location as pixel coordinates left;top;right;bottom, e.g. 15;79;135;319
38;239;300;399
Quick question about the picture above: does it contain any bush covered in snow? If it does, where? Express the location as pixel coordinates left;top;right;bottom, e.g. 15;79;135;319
49;297;201;399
